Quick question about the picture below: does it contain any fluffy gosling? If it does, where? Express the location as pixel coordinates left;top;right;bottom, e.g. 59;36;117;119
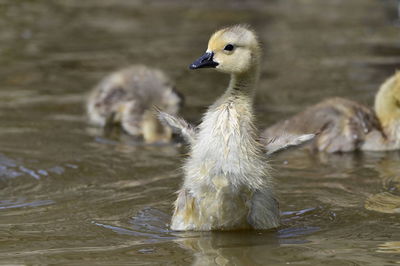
262;72;400;153
87;65;183;143
161;25;280;231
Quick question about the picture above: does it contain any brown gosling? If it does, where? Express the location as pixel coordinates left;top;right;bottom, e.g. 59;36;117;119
87;65;183;143
262;72;400;153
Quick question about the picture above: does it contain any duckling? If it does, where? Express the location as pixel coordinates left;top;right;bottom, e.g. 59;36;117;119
159;25;280;231
261;72;400;153
87;65;183;143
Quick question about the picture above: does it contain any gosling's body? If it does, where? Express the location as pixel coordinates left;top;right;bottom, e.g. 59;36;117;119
169;26;279;231
173;90;279;230
262;97;381;153
262;73;400;153
87;65;182;143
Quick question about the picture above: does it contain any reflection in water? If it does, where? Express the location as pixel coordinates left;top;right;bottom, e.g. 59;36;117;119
365;192;400;213
377;241;400;254
377;241;400;264
365;153;400;214
173;211;326;266
175;231;279;266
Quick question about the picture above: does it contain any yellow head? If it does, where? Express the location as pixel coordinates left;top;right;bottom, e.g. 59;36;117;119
374;72;400;130
189;25;261;75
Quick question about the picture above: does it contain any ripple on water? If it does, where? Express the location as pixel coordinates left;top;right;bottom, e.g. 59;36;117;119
93;207;175;244
0;153;78;181
0;198;54;210
277;207;337;245
0;153;48;180
95;206;331;247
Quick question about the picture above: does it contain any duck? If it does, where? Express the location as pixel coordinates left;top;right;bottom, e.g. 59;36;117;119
261;72;400;153
86;65;183;143
158;25;314;231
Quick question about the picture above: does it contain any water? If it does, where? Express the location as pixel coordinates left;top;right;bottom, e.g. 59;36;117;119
0;0;399;264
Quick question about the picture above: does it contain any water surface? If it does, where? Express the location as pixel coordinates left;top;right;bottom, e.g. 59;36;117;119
0;0;399;265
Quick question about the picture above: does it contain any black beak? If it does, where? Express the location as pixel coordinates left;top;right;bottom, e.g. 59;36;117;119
189;52;219;69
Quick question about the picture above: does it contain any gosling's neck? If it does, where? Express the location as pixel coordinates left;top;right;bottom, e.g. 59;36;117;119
221;64;260;103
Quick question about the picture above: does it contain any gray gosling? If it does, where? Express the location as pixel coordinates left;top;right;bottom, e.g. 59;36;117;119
87;65;183;143
158;25;312;231
262;72;400;153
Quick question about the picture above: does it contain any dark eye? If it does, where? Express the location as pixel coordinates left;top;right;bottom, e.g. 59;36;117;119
224;44;234;51
396;99;400;108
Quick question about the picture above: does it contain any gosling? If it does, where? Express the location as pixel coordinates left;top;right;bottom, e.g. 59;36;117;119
261;72;400;153
160;25;281;231
87;65;183;143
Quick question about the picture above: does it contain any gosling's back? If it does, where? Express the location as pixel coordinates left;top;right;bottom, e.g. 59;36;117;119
87;65;182;126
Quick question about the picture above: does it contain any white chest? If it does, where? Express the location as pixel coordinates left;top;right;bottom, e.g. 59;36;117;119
184;98;265;193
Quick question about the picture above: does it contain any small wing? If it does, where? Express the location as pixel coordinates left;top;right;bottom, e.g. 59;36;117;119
156;110;196;144
264;133;316;156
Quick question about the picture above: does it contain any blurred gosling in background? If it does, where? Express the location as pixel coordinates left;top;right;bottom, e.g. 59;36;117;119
159;25;314;231
262;72;400;153
87;65;183;143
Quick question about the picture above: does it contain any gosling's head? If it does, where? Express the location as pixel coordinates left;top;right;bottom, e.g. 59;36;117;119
189;25;261;74
392;72;400;103
375;71;400;127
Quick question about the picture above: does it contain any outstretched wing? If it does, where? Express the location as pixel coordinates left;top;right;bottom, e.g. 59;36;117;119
156;110;197;144
264;133;315;156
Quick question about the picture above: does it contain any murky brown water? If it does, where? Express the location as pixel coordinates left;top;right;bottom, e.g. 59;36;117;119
1;0;400;265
